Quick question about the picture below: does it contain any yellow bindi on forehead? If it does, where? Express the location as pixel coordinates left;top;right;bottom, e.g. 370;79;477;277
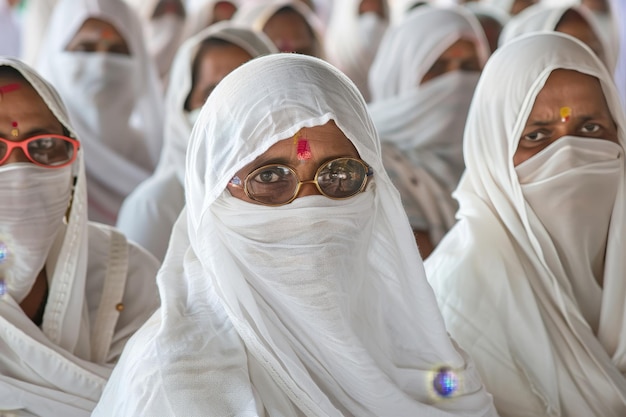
559;106;572;123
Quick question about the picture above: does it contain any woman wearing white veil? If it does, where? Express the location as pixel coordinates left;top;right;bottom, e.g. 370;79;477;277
0;58;159;416
93;53;497;417
37;0;165;225
426;32;626;416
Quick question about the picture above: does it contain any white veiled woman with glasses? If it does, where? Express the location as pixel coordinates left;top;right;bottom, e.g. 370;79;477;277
426;32;626;416
0;58;159;416
92;53;497;417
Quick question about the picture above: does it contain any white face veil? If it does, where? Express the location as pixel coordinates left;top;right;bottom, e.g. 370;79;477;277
36;0;164;225
427;32;626;416
499;4;617;70
92;53;497;416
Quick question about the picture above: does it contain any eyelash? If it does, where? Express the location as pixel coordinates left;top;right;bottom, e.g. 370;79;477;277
522;123;603;142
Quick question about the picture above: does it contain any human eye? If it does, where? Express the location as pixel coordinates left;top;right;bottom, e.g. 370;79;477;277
521;130;549;142
580;122;601;134
251;166;291;184
29;137;71;165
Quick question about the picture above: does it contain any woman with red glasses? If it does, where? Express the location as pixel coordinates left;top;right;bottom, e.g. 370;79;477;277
93;53;496;417
0;58;160;416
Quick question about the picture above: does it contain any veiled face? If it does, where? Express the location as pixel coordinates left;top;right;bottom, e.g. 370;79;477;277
514;69;618;166
227;121;362;204
186;42;253;111
65;18;130;55
556;10;604;65
420;39;481;84
263;8;316;56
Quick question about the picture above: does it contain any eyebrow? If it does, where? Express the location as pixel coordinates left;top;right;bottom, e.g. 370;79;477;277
526;114;606;127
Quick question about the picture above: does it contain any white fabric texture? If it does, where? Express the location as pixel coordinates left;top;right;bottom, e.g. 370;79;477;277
125;0;187;81
36;0;165;225
117;22;277;261
0;0;20;58
610;0;626;107
425;33;626;417
93;53;497;417
324;0;389;102
0;57;160;416
233;0;325;58
368;6;489;242
499;3;617;70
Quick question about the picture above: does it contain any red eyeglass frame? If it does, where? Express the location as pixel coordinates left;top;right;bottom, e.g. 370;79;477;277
0;134;80;168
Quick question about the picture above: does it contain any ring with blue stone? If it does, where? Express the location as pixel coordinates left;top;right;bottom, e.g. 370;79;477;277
433;366;458;397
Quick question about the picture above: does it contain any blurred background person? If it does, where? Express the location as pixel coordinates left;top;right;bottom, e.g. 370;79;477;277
325;0;389;102
117;23;276;261
37;0;164;226
368;5;489;258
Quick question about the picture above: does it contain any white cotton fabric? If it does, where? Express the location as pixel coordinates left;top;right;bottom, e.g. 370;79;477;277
368;6;489;242
233;0;325;57
125;0;187;81
0;0;20;57
324;0;389;102
117;22;276;261
610;0;626;107
93;53;497;417
0;57;160;416
425;33;626;417
499;3;617;70
36;0;165;225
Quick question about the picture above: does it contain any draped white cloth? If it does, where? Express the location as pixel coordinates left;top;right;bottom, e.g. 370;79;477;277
324;0;389;102
233;0;325;57
368;6;489;243
93;53;497;417
36;0;164;225
499;3;617;70
117;22;277;261
19;0;57;65
425;33;626;417
0;58;159;417
125;0;187;81
609;0;626;107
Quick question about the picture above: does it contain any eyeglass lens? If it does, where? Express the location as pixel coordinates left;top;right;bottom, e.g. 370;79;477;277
0;136;76;167
245;158;369;205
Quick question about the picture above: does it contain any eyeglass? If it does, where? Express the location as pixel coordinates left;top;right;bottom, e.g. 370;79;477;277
230;157;374;206
0;135;80;168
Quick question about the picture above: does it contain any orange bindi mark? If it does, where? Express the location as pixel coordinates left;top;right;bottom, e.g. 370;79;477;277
560;106;572;123
101;27;116;40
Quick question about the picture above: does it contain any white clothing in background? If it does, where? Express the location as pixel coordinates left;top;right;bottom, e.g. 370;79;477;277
93;53;497;417
368;6;489;243
233;0;325;57
117;22;276;261
426;33;626;417
610;0;626;106
499;3;617;69
37;0;165;226
125;0;187;81
19;0;57;65
0;58;159;417
324;0;389;102
0;0;20;57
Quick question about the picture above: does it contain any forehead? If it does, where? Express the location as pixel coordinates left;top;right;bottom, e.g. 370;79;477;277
533;69;606;108
71;18;126;42
0;77;61;127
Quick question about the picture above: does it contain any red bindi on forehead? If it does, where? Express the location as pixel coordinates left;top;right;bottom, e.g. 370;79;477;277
0;83;20;101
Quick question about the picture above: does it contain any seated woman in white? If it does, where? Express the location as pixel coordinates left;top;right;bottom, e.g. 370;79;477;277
426;32;626;416
93;53;497;417
116;22;277;261
0;58;159;416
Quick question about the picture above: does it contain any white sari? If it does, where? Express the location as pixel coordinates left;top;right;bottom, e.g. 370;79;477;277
37;0;164;225
93;53;497;417
0;58;159;417
426;33;626;417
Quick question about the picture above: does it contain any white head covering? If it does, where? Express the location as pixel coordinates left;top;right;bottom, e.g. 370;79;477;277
93;53;497;416
499;3;617;69
324;0;389;102
0;57;149;416
182;0;238;39
609;0;626;106
368;6;489;242
426;32;626;416
116;22;277;261
233;0;325;57
36;0;165;225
